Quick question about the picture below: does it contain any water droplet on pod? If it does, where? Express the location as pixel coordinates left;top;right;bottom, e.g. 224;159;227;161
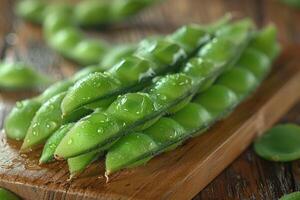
67;139;73;145
16;102;23;108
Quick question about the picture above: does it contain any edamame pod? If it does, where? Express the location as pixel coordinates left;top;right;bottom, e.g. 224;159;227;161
4;99;41;141
106;133;157;174
54;20;253;159
21;92;66;151
40;123;74;164
0;62;51;90
104;26;279;175
15;0;46;24
68;149;103;178
17;0;159;26
193;85;238;117
61;25;210;117
7;24;205;145
237;48;270;78
216;68;258;98
16;0;158;65
250;25;280;59
4;80;72;141
4;50;128;141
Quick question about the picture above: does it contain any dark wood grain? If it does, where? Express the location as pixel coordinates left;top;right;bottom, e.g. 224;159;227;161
1;0;300;199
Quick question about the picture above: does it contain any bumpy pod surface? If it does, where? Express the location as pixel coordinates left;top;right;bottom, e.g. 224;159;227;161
54;20;253;159
104;26;279;175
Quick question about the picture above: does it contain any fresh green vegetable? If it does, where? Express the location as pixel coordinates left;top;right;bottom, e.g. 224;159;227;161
39;123;74;163
0;62;51;90
54;19;253;159
15;0;159;65
254;124;300;162
105;27;279;175
19;24;211;151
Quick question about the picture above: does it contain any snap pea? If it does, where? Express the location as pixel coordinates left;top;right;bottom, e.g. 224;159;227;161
54;19;254;159
0;62;51;90
4;80;72;141
0;188;21;200
68;150;102;178
60;24;210;118
250;25;280;60
105;27;279;175
39;123;74;164
16;0;159;26
4;43;134;141
4;99;41;141
18;24;211;151
21;92;66;152
15;0;46;24
254;124;300;162
15;0;158;65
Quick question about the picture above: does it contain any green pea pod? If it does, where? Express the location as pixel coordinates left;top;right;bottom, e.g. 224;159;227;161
43;5;110;66
61;25;210;117
16;0;159;26
193;85;238;117
21;92;66;152
111;0;158;20
106;133;157;174
54;20;254;159
40;123;74;164
67;149;103;178
0;188;21;200
0;62;52;90
71;65;106;82
70;39;108;66
16;0;157;65
74;0;112;26
15;0;46;24
104;26;279;175
237;48;270;79
170;103;212;131
216;68;258;98
4;80;72;141
4;26;180;144
99;44;136;71
4;60;117;142
144;117;186;147
48;27;84;57
4;99;41;141
250;25;280;59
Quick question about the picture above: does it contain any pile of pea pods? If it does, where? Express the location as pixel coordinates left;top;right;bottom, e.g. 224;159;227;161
4;16;280;178
15;0;160;65
0;61;52;90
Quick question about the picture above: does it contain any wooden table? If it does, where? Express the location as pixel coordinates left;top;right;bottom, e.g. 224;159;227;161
1;0;300;199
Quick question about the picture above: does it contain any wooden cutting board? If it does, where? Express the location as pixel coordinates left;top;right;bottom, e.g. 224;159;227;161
0;47;299;200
